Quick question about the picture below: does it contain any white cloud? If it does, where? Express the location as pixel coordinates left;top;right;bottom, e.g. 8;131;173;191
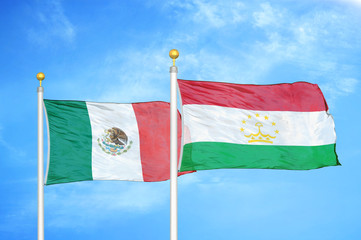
164;0;246;28
42;46;173;103
293;26;316;45
95;48;171;103
181;51;246;83
42;1;360;107
332;0;361;7
192;0;245;27
246;2;361;93
337;78;358;93
164;1;360;94
253;2;283;28
27;0;75;45
320;78;359;108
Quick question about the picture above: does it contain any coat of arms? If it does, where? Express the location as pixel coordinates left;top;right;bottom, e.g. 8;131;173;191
97;127;132;156
240;113;279;144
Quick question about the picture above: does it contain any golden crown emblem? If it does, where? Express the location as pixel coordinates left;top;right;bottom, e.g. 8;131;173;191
240;113;279;144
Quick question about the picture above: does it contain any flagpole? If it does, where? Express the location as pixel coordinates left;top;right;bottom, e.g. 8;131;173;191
37;72;45;240
169;49;179;240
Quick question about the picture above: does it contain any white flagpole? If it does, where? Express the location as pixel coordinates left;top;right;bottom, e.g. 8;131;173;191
169;49;179;240
37;72;45;240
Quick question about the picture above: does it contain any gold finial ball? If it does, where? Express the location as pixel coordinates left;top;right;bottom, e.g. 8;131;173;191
36;72;45;81
169;49;179;60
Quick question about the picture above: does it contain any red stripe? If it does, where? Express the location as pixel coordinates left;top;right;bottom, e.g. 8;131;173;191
132;102;192;182
178;79;328;112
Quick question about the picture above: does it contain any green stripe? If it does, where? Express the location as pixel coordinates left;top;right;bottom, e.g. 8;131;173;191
44;100;93;185
180;142;340;171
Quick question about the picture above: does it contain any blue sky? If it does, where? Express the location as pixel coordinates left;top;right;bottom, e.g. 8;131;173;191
1;0;361;239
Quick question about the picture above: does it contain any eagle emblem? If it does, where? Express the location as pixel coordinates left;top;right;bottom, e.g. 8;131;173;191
97;127;133;156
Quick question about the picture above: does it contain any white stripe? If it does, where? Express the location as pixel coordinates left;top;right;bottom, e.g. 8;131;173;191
183;105;336;146
86;102;143;181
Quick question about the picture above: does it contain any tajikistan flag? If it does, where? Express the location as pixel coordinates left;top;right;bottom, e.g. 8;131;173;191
178;79;340;172
44;100;186;185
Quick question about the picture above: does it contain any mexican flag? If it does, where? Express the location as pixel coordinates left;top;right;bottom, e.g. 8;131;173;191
178;79;340;172
44;100;185;185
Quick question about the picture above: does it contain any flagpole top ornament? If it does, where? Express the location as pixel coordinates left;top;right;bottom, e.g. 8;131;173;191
36;72;45;87
169;49;179;66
